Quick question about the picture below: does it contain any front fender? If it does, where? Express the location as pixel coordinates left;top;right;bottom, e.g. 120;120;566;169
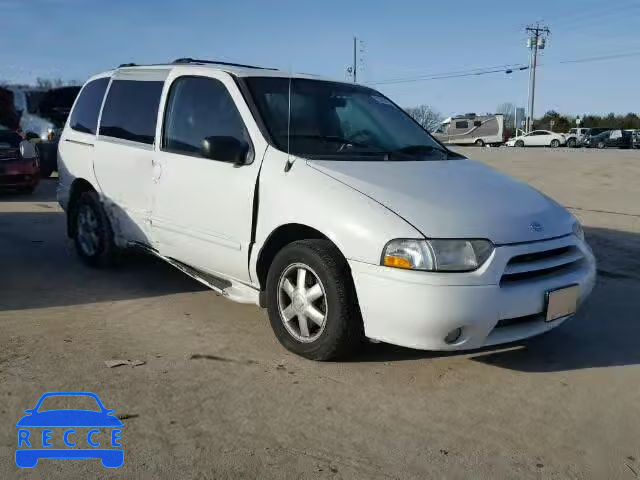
252;150;421;275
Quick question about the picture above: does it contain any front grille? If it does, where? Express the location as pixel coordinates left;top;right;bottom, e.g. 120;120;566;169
501;244;584;284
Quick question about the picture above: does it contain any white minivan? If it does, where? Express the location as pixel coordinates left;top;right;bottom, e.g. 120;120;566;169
58;59;596;360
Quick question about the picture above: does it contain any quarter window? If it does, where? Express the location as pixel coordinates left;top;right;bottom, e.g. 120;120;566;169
99;80;164;144
69;78;109;135
162;76;249;157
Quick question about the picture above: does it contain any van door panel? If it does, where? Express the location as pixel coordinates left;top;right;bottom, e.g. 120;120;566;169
150;72;268;284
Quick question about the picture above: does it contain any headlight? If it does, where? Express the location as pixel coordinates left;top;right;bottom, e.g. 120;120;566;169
572;220;585;241
382;239;494;272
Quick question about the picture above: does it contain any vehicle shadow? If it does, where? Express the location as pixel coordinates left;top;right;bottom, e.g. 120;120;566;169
0;180;207;312
350;226;640;372
0;177;59;203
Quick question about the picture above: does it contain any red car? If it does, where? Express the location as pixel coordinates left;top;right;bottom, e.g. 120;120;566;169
0;127;40;193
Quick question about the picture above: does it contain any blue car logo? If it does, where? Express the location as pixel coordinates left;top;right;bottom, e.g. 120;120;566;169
15;391;123;468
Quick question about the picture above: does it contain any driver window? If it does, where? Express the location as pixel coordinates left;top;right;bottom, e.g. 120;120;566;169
162;76;249;158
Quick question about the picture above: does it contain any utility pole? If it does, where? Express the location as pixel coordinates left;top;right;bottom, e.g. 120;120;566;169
525;23;550;132
352;36;357;83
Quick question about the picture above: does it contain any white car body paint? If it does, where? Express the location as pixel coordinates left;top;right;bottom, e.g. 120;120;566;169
58;63;596;352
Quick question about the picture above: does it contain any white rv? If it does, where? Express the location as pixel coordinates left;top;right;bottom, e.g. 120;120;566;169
433;113;505;146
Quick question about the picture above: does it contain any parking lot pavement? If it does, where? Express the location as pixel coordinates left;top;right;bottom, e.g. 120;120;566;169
1;150;639;479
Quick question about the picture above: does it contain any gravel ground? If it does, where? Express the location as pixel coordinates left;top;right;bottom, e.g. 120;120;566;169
1;148;639;479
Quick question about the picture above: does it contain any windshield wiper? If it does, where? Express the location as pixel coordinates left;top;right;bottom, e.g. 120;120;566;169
286;134;376;150
385;144;450;160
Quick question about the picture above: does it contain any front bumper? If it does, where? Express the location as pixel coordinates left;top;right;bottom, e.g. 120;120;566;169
0;160;40;189
349;235;596;351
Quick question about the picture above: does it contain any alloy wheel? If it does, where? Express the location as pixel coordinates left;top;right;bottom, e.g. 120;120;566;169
76;204;100;256
277;262;327;342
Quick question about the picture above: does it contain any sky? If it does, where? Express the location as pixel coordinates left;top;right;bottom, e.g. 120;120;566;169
2;0;639;117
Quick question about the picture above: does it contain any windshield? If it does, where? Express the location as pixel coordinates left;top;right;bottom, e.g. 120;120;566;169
245;77;448;160
0;128;21;148
37;395;101;412
37;87;81;127
26;91;46;114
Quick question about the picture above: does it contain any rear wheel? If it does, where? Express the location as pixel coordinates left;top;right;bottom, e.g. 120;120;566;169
474;139;485;147
40;165;54;178
72;191;119;267
266;239;363;360
515;140;525;147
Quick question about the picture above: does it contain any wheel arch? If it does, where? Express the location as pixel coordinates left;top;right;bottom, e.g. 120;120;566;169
255;223;349;303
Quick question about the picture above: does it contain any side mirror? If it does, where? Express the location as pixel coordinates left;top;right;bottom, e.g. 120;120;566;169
24;409;34;414
201;136;248;165
19;140;37;160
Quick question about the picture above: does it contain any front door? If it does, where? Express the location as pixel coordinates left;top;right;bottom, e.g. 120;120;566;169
151;72;267;283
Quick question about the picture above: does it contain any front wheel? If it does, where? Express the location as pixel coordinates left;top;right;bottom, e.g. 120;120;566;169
550;139;560;148
566;138;577;148
266;239;363;360
515;140;525;147
474;139;485;147
597;141;606;149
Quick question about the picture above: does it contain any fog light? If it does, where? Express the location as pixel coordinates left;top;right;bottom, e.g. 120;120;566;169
444;327;463;344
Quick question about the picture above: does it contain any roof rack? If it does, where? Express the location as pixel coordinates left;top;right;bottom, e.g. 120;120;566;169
118;63;137;68
171;58;276;70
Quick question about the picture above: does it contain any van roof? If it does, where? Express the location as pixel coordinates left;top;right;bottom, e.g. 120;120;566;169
106;58;331;81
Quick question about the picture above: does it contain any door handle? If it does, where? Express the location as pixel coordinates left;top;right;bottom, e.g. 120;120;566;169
152;160;163;183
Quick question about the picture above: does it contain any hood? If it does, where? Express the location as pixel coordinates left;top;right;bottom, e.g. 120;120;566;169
16;409;123;427
307;158;573;244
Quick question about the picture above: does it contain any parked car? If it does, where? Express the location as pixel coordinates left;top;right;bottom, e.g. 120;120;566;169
0;125;40;193
9;86;81;177
58;59;596;360
582;127;614;145
584;129;634;149
564;127;590;148
432;113;505;147
505;130;567;147
0;86;21;132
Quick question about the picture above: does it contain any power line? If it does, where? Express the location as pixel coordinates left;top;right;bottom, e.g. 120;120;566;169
367;49;640;87
368;63;528;85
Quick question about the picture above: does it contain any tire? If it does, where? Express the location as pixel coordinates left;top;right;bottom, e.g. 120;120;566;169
474;139;485;147
72;191;119;267
40;165;54;178
567;138;576;148
597;141;606;149
515;140;525;147
266;239;363;360
550;139;560;148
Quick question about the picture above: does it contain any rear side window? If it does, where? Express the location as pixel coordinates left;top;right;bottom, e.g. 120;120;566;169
162;76;248;157
100;80;163;144
455;121;468;129
69;78;109;134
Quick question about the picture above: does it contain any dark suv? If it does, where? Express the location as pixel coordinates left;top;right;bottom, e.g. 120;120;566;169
585;129;634;149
